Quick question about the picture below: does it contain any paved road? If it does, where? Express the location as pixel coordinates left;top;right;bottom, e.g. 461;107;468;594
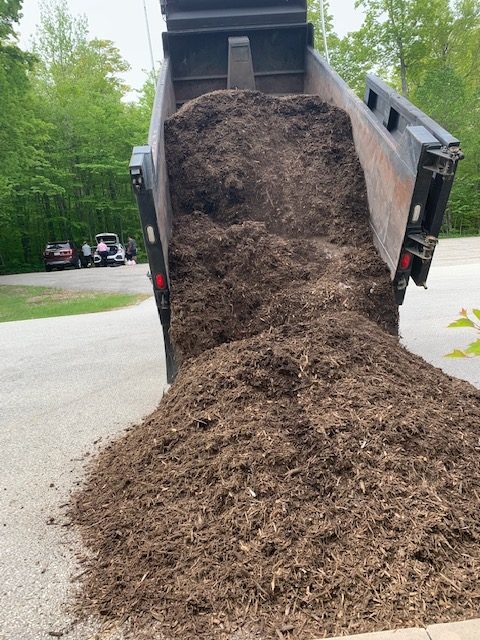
400;237;480;389
427;235;480;266
0;299;166;640
0;263;152;295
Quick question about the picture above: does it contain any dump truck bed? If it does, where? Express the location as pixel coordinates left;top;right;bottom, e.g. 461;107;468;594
130;0;462;381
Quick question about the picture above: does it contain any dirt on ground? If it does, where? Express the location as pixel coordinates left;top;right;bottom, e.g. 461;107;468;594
70;91;480;639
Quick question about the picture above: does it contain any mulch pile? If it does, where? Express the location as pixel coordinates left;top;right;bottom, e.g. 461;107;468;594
166;92;397;360
70;92;480;639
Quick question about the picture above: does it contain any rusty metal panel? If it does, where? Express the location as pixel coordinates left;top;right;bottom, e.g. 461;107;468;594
161;0;307;31
304;49;417;277
148;59;177;279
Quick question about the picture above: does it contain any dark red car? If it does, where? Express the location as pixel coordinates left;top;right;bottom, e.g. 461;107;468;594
43;241;81;271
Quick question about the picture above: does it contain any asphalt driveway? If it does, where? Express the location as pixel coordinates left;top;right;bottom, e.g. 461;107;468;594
0;298;166;640
0;263;152;295
400;237;480;389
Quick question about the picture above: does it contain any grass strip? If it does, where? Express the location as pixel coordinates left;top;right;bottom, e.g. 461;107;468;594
0;285;149;323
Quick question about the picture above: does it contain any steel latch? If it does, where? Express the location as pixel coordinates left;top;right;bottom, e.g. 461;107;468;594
424;146;464;176
406;233;438;260
129;146;154;193
130;167;144;193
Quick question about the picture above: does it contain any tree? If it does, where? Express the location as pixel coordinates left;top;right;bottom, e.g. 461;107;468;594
355;0;453;97
0;0;23;40
329;26;379;96
0;0;47;270
307;0;338;61
34;0;88;71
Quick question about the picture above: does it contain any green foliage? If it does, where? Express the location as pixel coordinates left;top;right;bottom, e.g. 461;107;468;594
0;0;23;40
0;0;154;273
330;27;378;96
449;317;475;328
354;0;454;97
307;0;337;58
34;0;88;70
445;309;480;357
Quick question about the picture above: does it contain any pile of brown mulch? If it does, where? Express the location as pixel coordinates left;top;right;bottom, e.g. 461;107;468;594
166;92;398;361
70;91;480;639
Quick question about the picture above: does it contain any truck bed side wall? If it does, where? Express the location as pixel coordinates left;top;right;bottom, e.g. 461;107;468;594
305;48;415;276
149;59;177;280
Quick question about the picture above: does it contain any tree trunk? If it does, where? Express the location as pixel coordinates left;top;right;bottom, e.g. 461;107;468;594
400;51;408;98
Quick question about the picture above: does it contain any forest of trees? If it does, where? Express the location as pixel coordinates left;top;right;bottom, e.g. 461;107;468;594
0;0;153;272
0;0;478;273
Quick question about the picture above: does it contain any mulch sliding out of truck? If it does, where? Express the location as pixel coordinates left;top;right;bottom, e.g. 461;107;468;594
70;92;480;640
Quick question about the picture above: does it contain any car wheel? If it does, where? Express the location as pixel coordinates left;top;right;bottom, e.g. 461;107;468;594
58;266;65;271
45;265;52;272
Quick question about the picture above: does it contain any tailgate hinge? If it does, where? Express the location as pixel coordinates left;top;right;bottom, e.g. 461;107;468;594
406;232;438;260
423;145;464;176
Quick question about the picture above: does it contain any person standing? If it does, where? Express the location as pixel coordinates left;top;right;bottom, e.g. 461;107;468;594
97;239;109;267
126;237;137;264
81;241;93;268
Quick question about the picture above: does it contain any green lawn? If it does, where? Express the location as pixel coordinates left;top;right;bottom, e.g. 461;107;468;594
0;285;149;323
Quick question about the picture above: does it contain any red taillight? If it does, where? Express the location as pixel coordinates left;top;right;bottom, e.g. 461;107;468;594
60;250;72;256
155;273;167;290
399;252;412;271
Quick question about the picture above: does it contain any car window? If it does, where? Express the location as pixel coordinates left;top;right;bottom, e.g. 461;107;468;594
46;242;70;249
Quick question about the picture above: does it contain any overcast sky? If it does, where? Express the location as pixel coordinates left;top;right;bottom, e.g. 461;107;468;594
18;0;365;95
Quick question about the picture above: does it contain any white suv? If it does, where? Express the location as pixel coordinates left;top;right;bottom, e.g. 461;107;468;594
93;233;126;267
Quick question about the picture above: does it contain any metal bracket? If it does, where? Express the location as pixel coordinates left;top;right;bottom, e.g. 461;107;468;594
406;233;438;260
227;36;256;91
129;145;154;193
423;146;464;176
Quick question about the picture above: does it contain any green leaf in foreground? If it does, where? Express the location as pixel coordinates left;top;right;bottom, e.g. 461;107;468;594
445;308;480;358
448;318;475;328
445;349;468;358
465;340;480;356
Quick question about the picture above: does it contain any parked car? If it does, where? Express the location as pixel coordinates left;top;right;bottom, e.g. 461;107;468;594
93;233;126;267
43;241;81;271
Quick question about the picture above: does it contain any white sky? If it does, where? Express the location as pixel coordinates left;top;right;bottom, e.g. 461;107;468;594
18;0;365;94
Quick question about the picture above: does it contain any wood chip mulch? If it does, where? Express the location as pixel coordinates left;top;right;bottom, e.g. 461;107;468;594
70;91;480;639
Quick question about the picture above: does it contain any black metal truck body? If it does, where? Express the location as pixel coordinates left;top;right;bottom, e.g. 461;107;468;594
130;0;462;382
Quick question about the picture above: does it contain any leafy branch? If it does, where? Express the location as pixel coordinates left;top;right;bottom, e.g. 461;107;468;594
445;309;480;358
